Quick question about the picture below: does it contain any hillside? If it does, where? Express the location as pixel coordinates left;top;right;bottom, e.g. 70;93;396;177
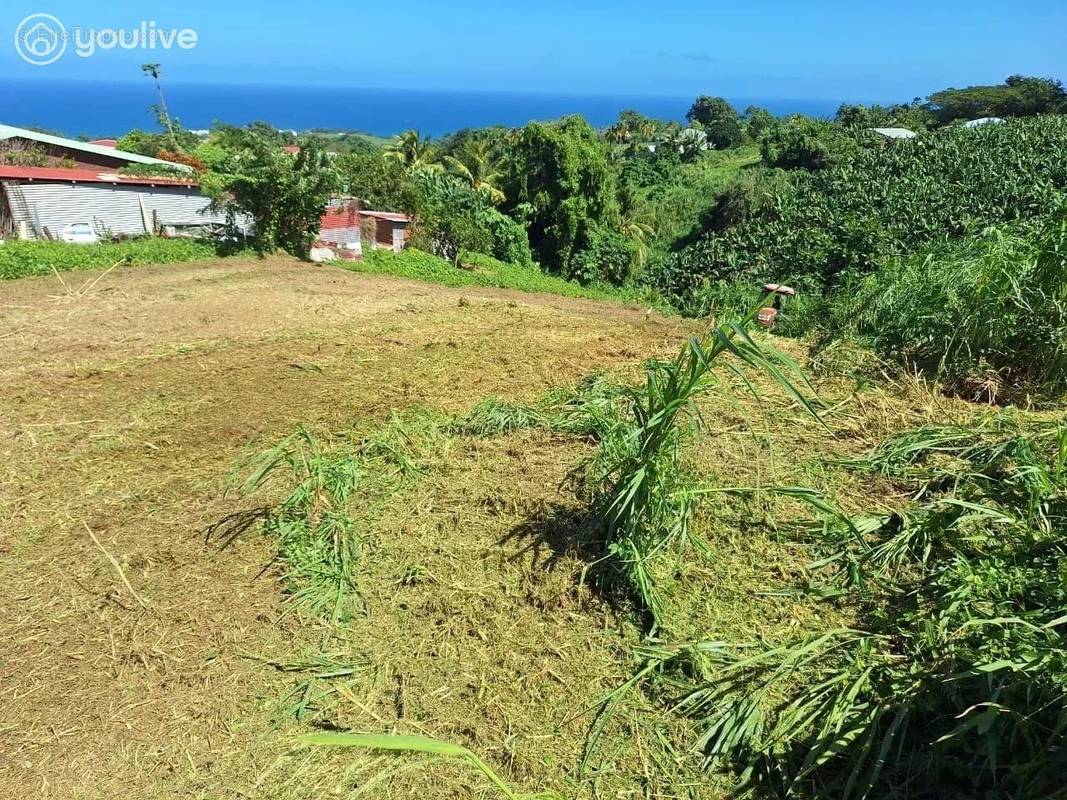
0;257;1013;799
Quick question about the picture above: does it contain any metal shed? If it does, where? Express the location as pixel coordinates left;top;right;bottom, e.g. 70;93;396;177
0;166;230;240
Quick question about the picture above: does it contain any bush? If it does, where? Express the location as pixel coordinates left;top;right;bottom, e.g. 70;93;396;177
759;116;858;171
0;238;232;280
835;212;1067;398
482;210;534;268
638;416;1067;799
568;227;638;285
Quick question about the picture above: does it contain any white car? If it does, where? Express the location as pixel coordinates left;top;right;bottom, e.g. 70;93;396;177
59;222;100;245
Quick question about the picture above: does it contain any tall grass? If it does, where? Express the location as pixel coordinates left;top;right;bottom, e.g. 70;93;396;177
586;303;820;630
834;210;1067;400
600;415;1067;799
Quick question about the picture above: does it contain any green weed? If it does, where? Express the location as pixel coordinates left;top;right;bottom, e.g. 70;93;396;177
585;305;820;630
302;732;563;800
240;427;365;622
836;210;1067;400
600;415;1067;799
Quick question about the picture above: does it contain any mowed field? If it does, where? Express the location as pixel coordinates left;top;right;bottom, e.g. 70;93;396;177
0;257;972;799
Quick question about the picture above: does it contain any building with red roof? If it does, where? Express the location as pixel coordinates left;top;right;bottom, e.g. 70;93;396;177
318;200;412;255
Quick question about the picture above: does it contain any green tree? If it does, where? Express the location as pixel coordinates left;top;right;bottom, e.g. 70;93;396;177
927;76;1067;123
336;152;422;213
203;131;338;257
686;96;742;149
441;138;505;203
501;115;620;276
409;172;532;267
742;105;776;140
617;185;655;271
385;130;441;171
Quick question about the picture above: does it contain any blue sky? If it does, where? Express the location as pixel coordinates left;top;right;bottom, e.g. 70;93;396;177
3;0;1065;101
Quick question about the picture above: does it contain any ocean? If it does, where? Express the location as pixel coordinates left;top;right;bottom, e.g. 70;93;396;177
0;79;842;139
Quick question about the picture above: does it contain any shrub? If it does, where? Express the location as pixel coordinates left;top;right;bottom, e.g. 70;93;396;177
482;207;534;268
568;227;638;285
759;116;859;171
839;212;1067;398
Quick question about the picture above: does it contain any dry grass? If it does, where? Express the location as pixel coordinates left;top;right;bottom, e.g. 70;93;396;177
0;256;989;799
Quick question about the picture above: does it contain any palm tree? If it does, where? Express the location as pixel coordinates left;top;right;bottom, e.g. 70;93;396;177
141;63;177;149
605;123;632;146
385;130;442;172
441;138;505;203
618;186;656;270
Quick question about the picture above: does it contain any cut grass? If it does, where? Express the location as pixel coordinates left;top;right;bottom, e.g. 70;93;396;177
222;414;449;623
303;732;563;800
8;258;1034;800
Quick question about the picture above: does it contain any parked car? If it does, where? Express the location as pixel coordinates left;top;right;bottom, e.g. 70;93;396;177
59;222;100;245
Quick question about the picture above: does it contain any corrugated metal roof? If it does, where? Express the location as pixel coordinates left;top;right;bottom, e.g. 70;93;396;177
321;207;411;230
0;165;197;187
321;205;361;230
0;123;193;172
360;211;411;223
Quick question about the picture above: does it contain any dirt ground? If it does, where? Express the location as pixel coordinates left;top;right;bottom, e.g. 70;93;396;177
0;257;697;799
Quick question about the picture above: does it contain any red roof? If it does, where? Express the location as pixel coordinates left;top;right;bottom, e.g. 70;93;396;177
282;145;302;155
321;205;361;230
320;206;411;230
89;138;118;148
0;165;197;187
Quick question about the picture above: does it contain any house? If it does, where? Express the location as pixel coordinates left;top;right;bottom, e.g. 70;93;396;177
0;124;190;172
0;166;237;241
0;124;232;241
871;127;918;140
318;201;412;255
